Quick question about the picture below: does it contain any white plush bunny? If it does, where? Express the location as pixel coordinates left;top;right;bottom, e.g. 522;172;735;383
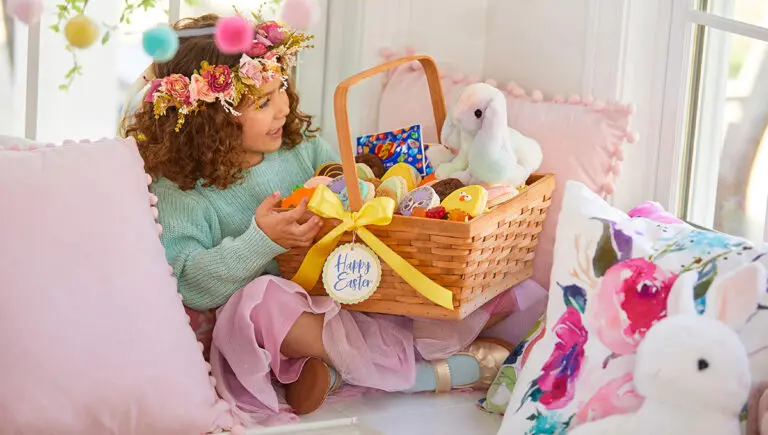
569;262;766;435
427;83;542;187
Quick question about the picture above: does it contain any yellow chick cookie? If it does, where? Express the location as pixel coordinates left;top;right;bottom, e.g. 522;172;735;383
381;162;421;192
440;185;489;217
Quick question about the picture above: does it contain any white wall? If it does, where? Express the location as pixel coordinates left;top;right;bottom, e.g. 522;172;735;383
320;0;673;212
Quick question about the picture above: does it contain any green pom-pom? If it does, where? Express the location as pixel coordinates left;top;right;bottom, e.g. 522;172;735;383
143;24;179;63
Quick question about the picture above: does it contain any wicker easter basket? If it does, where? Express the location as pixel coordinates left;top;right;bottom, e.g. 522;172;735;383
277;55;555;320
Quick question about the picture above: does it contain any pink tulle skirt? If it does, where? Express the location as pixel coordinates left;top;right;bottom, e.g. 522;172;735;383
209;275;521;427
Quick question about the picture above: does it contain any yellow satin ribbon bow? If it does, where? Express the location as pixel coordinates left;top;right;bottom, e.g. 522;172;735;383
291;184;454;310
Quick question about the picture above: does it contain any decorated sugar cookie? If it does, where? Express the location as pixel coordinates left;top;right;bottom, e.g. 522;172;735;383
304;176;332;189
381;162;421;191
315;162;344;178
322;243;382;305
281;186;316;208
431;178;466;201
339;181;374;210
355;163;375;180
375;176;408;203
327;175;350;194
398;186;440;216
440;185;488;217
355;153;386;178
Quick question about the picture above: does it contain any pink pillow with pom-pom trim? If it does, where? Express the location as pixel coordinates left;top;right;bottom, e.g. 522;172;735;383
376;51;635;288
0;137;240;434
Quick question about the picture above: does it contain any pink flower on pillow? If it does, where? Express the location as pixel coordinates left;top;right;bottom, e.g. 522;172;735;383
628;201;683;224
592;258;677;357
570;372;643;428
536;306;588;410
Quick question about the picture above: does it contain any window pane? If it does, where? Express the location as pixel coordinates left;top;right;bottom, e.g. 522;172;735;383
685;26;768;242
704;0;768;31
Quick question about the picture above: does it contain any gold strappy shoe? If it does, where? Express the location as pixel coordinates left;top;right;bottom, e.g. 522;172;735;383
431;338;514;394
285;357;343;415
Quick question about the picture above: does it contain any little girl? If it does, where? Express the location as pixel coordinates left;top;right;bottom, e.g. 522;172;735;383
123;13;516;426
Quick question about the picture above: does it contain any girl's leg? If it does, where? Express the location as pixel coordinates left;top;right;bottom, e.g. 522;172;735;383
281;312;330;363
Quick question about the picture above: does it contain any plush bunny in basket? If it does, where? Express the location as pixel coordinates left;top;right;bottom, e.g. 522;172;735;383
570;261;767;435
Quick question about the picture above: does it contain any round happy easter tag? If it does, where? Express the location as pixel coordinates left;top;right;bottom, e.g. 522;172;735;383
322;242;382;304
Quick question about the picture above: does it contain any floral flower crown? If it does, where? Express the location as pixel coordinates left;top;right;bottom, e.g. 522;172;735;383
144;16;313;131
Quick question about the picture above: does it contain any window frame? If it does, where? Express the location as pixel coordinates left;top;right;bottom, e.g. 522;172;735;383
657;0;768;238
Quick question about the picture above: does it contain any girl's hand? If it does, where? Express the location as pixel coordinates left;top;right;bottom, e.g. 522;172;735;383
255;192;323;249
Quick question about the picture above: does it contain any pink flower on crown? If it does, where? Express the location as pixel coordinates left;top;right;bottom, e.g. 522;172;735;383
204;65;235;98
248;42;269;57
261;21;286;44
144;79;162;102
238;56;263;87
189;75;215;103
161;74;191;104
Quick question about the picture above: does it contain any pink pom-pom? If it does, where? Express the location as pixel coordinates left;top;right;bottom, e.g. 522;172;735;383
7;0;43;25
378;46;394;59
214;16;254;55
626;131;640;144
151;206;159;219
452;74;465;84
27;144;38;151
531;90;544;102
198;342;205;352
177;292;184;301
205;362;213;372
149;193;158;205
582;95;595;105
9;144;22;151
512;87;526;97
613;146;625;161
553;95;565;104
209;376;217;387
279;0;320;30
505;82;517;93
485;79;497;87
568;94;581;104
410;61;422;71
156;223;163;235
146;173;153;185
610;163;622;177
592;100;606;111
602;182;615;196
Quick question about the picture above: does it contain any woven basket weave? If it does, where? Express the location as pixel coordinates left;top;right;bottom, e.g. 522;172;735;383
277;55;555;320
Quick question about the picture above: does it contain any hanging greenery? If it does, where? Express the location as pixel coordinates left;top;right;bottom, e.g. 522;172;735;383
49;0;284;91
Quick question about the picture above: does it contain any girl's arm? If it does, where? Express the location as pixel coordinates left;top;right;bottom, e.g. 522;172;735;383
155;187;287;311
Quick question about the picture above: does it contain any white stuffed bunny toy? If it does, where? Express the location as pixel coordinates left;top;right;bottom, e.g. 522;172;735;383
569;261;767;435
425;83;543;187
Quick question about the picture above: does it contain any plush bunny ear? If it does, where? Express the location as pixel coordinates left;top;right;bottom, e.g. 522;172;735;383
472;90;508;151
704;261;767;329
666;270;698;317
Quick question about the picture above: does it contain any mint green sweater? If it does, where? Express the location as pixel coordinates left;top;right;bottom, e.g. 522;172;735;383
152;136;340;311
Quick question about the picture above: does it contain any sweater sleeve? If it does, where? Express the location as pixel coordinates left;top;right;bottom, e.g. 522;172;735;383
153;184;287;311
308;135;341;169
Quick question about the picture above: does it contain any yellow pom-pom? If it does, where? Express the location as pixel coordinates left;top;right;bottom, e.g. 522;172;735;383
64;15;99;49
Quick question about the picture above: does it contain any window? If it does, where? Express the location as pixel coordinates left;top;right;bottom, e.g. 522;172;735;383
2;0;325;143
663;0;768;242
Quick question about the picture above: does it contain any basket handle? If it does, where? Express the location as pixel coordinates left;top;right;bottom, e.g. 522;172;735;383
334;55;447;212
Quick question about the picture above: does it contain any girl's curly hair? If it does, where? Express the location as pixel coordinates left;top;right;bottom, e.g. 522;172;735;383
125;14;317;191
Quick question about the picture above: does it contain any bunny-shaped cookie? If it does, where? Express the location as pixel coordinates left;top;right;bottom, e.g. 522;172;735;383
569;261;766;435
429;83;542;187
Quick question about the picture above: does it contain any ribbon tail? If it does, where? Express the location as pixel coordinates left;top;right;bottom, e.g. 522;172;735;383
357;230;454;310
291;225;347;291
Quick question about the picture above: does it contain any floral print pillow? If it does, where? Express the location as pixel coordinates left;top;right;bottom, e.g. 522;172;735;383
497;181;768;435
479;317;546;414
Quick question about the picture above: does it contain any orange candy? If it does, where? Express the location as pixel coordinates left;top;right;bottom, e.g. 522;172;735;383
447;209;470;222
281;186;316;208
418;173;437;187
410;207;428;218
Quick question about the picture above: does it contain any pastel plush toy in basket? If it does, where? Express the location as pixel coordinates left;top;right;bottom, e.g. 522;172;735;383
276;55;555;320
